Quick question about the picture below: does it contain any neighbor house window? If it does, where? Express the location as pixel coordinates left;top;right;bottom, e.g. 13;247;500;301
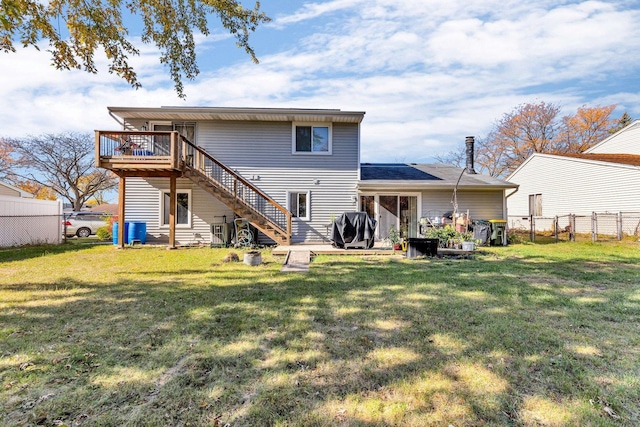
292;123;332;154
529;194;542;216
288;191;310;220
161;189;192;227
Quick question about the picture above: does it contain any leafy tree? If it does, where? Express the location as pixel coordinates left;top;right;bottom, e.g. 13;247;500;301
15;180;58;200
609;112;633;134
0;138;15;181
7;132;117;210
89;189;111;205
488;101;561;176
1;0;270;98
437;102;619;177
556;104;616;153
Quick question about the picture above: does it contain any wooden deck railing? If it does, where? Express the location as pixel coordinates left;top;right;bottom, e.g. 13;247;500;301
95;131;178;169
95;130;291;242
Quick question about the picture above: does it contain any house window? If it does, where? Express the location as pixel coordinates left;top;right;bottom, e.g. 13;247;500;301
529;194;542;216
161;189;192;227
293;123;332;154
288;191;310;220
151;122;196;155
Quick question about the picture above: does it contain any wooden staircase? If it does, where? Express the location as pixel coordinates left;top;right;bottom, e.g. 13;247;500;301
179;141;291;245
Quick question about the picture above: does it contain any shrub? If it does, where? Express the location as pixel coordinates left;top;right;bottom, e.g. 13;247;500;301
96;226;112;241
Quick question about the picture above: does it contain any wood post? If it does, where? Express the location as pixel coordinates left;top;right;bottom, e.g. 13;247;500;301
118;176;126;249
617;211;623;241
169;175;177;249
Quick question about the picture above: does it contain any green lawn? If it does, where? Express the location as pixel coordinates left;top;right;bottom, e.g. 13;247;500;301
0;242;639;426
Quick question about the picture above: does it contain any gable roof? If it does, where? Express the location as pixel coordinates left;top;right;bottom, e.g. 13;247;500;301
0;180;34;198
359;163;517;190
584;120;640;154
506;152;640;182
107;106;366;124
554;153;640;166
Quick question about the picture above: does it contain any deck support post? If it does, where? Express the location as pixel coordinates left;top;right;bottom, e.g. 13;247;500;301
169;175;177;249
118;176;126;249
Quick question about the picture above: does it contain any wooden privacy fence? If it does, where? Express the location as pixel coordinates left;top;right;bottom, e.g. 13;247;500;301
507;212;640;242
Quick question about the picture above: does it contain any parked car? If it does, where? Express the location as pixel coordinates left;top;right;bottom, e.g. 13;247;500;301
63;212;110;238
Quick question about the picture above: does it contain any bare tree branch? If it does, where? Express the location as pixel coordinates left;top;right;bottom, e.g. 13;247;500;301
7;132;117;210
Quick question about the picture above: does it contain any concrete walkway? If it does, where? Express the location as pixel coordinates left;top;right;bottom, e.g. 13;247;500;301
280;250;311;273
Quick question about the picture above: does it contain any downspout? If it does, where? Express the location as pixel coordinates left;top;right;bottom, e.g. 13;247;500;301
503;187;519;245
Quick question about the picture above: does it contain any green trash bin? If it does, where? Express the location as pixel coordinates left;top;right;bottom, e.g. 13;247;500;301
489;219;506;246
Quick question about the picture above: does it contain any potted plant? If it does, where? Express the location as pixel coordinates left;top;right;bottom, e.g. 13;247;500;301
388;225;402;251
460;231;475;251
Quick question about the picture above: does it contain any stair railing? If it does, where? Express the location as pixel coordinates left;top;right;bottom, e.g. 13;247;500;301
178;136;291;241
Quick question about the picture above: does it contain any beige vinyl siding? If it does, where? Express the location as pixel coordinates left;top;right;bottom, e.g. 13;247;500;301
421;190;505;220
0;184;20;197
586;121;640;155
506;155;640;216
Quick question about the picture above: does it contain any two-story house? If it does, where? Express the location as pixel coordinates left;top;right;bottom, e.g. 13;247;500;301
96;106;516;247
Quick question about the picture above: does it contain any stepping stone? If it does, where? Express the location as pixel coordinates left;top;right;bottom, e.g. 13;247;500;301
281;250;310;273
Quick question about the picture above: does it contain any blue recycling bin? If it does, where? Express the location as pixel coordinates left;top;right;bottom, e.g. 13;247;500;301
112;222;130;245
127;221;147;244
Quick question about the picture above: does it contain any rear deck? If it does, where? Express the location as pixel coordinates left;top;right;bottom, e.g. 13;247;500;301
272;244;475;257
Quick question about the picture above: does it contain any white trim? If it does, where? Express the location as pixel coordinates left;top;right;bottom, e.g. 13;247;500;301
159;189;192;228
287;190;311;221
292;122;333;155
149;121;172;130
584;120;640;153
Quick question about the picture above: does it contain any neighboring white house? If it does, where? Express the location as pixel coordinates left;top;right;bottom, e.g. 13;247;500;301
96;107;516;246
505;120;640;231
0;180;35;198
0;180;64;247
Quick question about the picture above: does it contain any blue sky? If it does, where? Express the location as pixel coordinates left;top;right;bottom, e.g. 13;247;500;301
1;0;640;165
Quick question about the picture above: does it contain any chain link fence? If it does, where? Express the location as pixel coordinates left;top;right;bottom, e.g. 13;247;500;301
0;214;65;248
507;212;640;243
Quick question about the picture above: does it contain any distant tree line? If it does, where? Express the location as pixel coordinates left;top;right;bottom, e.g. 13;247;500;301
436;102;633;177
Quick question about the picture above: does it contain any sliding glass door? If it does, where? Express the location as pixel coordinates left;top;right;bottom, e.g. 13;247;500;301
360;194;419;240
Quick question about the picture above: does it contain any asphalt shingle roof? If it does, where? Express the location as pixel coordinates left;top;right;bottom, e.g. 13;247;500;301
553;153;640;167
359;163;516;189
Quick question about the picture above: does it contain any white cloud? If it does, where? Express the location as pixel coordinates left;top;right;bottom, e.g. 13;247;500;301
1;0;639;163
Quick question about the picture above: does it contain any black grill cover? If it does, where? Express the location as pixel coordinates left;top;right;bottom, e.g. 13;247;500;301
473;223;491;246
330;212;377;249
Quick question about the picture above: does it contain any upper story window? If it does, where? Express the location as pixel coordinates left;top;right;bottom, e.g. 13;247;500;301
292;123;332;155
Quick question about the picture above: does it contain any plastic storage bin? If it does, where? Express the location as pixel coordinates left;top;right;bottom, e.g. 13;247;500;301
112;222;130;245
128;222;147;244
